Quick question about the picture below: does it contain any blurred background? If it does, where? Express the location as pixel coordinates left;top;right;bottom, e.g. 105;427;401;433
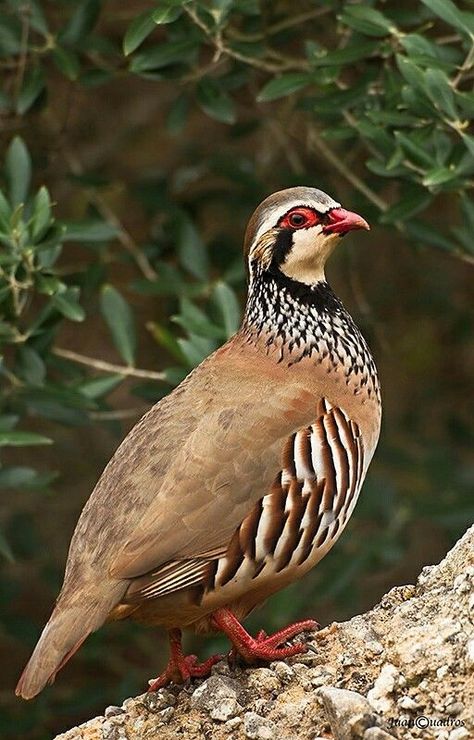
0;1;473;737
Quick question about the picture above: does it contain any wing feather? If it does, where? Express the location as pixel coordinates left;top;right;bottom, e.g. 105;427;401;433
123;400;367;602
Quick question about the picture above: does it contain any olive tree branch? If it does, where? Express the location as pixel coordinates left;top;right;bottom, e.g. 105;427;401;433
306;129;389;212
52;347;167;381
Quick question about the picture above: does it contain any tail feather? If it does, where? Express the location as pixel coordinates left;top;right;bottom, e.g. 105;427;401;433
15;606;91;699
16;584;124;700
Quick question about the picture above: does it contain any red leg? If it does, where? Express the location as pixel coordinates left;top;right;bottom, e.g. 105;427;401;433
211;607;318;664
148;628;224;692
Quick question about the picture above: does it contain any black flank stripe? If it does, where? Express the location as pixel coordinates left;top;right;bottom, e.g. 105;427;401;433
239;497;263;560
318;417;338;510
265;483;287;556
218;531;245;587
296;480;324;566
315;524;331;548
275;480;305;572
330;409;350;514
301;427;315;478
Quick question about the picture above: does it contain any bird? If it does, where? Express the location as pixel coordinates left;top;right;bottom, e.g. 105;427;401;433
16;186;381;699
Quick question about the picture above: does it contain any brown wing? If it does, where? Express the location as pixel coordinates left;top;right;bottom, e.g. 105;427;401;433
123;399;365;603
103;340;322;583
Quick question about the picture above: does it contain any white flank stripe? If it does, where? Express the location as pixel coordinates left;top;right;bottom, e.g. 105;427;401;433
310;423;326;479
294;430;314;480
255;496;272;561
320;510;336;530
323;414;343;501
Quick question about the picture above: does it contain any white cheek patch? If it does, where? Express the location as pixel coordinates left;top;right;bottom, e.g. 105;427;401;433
280;225;335;285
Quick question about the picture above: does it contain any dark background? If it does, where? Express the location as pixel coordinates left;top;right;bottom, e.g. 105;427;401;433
0;1;472;737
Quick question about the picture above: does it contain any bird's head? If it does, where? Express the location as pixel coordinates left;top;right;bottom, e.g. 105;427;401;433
244;186;369;286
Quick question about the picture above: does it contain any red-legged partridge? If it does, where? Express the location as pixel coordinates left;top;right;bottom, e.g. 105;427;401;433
17;186;381;699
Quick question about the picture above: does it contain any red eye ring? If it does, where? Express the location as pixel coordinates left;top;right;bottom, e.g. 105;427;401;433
279;207;320;230
289;212;307;227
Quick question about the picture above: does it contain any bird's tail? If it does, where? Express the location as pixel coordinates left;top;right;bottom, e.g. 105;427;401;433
15;585;123;700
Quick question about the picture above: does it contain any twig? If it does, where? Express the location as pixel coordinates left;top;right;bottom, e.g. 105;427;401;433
452;41;474;88
307;129;389;212
183;4;308;73
227;7;332;43
63;150;157;282
89;407;148;421
265;118;305;175
53;347;167;381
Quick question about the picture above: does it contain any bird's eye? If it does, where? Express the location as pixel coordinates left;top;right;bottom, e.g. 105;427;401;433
279;207;319;230
288;212;306;227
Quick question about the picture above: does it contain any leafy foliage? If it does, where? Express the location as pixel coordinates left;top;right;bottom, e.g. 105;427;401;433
0;1;472;737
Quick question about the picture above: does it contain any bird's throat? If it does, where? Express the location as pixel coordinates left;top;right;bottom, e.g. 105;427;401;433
241;269;379;399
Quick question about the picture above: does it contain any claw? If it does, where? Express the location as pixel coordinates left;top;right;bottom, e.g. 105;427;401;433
212;608;318;665
148;629;224;692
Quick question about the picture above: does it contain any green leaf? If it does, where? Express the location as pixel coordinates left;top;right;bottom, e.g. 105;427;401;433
78;374;123;399
424;68;458;120
64;220;119;242
0;189;11;232
405;220;456;253
17;346;46;386
0;431;52;446
52;288;86;322
16;66;45;115
380;187;432;223
166;94;189;134
420;0;474;35
394;131;434;168
123;11;156;56
5;136;31;206
100;284;136;365
196;78;236;124
129;39;198;74
24;0;49;36
311;41;379;67
339;5;396;37
52;46;81;80
36;274;62;295
152;2;183;25
60;0;101;45
177;334;215;368
212;281;241;336
422;166;459;187
257;73;312;102
0;466;38;488
147;321;187;363
176;214;209;280
173;298;224;339
460;133;474;158
396;55;427;93
31;186;52;240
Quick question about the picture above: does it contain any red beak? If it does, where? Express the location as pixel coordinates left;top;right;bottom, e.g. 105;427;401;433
322;208;370;236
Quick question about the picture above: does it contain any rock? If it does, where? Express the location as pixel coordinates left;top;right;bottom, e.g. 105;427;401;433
367;664;400;713
191;674;243;721
317;687;377;739
363;729;396;740
243;711;275;739
54;524;474;740
465;639;474;669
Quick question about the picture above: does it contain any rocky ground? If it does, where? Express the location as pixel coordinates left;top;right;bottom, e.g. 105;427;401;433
56;525;474;740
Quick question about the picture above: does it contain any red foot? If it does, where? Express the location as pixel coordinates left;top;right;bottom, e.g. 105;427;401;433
148;629;224;692
212;608;318;664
